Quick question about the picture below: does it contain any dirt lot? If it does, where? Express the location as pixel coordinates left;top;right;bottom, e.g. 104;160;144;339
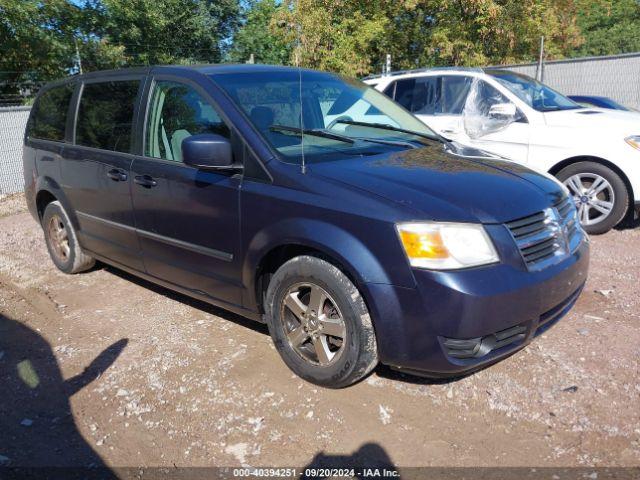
0;193;639;473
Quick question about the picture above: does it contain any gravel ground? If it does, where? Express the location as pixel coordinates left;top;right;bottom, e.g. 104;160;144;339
0;192;638;472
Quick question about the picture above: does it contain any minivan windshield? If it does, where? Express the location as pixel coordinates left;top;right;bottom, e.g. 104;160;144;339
210;70;438;164
486;71;582;112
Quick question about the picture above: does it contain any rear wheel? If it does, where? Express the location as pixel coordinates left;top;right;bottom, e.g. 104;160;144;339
42;201;95;273
556;161;629;235
265;255;378;388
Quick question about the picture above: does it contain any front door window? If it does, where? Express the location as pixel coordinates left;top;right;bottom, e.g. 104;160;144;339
145;81;230;162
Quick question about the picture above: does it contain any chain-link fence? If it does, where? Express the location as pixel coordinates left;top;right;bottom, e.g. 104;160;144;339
0;106;30;195
1;53;640;195
495;52;640;111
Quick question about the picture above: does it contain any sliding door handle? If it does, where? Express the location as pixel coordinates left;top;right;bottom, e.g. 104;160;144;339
134;175;157;188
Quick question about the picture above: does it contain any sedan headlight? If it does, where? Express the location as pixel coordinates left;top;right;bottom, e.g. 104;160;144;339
625;136;640;151
396;222;499;270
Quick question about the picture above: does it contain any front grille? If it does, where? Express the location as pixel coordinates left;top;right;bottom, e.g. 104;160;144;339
441;324;527;359
505;195;582;270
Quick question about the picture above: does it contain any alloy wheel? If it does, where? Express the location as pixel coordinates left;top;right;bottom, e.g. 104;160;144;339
563;173;615;226
280;282;347;366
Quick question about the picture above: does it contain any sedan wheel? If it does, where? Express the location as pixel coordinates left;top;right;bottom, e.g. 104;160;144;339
556;161;629;235
564;173;614;227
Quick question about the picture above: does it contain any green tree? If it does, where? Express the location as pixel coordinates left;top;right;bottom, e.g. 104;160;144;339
398;0;583;67
271;0;584;76
274;0;392;77
573;0;640;57
0;0;242;103
0;0;77;101
85;0;241;66
229;0;291;64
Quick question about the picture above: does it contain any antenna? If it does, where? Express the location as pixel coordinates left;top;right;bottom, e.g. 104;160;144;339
295;21;306;174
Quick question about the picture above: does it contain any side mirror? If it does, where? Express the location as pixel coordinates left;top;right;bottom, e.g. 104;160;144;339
182;134;239;171
488;102;517;118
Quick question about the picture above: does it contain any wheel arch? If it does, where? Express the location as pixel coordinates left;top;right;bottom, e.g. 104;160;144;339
34;177;79;229
549;155;635;205
35;189;57;221
243;219;394;317
253;244;363;315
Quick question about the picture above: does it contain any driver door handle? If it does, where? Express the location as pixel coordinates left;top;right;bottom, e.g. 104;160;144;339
134;175;157;188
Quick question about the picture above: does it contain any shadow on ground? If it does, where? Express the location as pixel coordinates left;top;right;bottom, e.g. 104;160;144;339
302;443;396;479
0;312;125;477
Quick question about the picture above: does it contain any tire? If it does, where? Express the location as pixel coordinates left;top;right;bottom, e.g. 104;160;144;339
265;255;378;388
556;161;629;235
42;201;95;274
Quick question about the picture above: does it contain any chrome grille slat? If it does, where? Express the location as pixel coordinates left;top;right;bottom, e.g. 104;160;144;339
509;221;548;239
523;245;556;263
522;237;556;255
505;212;546;231
516;228;558;249
506;196;583;270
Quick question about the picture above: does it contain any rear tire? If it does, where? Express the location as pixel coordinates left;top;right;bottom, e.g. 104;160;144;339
265;255;378;388
42;201;95;274
556;161;629;235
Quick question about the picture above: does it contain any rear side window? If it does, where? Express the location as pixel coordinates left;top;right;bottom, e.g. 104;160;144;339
412;77;440;115
393;79;416;111
440;76;472;115
76;80;140;153
29;84;75;141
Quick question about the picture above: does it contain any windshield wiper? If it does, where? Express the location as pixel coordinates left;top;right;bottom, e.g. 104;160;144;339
331;119;436;141
269;124;354;144
539;105;582;112
350;137;418;149
270;124;418;150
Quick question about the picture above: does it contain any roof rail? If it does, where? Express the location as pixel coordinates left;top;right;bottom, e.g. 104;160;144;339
363;66;483;81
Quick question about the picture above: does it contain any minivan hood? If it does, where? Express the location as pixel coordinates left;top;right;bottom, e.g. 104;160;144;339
311;143;563;224
544;108;640;136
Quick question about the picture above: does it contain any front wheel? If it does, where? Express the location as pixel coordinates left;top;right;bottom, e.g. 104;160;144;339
265;255;378;388
556;161;629;235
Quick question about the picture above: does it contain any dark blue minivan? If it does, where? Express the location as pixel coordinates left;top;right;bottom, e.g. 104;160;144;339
23;65;589;387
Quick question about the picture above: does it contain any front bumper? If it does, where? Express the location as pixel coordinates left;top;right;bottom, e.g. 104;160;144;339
365;238;589;377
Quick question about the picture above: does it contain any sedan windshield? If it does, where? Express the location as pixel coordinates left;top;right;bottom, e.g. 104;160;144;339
487;71;582;113
210;69;438;164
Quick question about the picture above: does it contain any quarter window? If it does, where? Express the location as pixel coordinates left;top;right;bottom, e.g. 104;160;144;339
76;80;140;153
29;84;75;142
145;81;230;162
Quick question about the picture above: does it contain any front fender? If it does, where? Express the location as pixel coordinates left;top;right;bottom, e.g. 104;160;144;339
242;218;398;310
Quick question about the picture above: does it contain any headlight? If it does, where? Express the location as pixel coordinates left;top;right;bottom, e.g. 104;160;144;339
396;222;499;270
625;136;640;151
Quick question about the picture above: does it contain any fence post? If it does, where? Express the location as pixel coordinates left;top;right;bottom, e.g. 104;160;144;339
536;36;544;82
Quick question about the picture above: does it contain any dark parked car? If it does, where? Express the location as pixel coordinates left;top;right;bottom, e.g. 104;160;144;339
23;65;589;387
568;95;631;111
